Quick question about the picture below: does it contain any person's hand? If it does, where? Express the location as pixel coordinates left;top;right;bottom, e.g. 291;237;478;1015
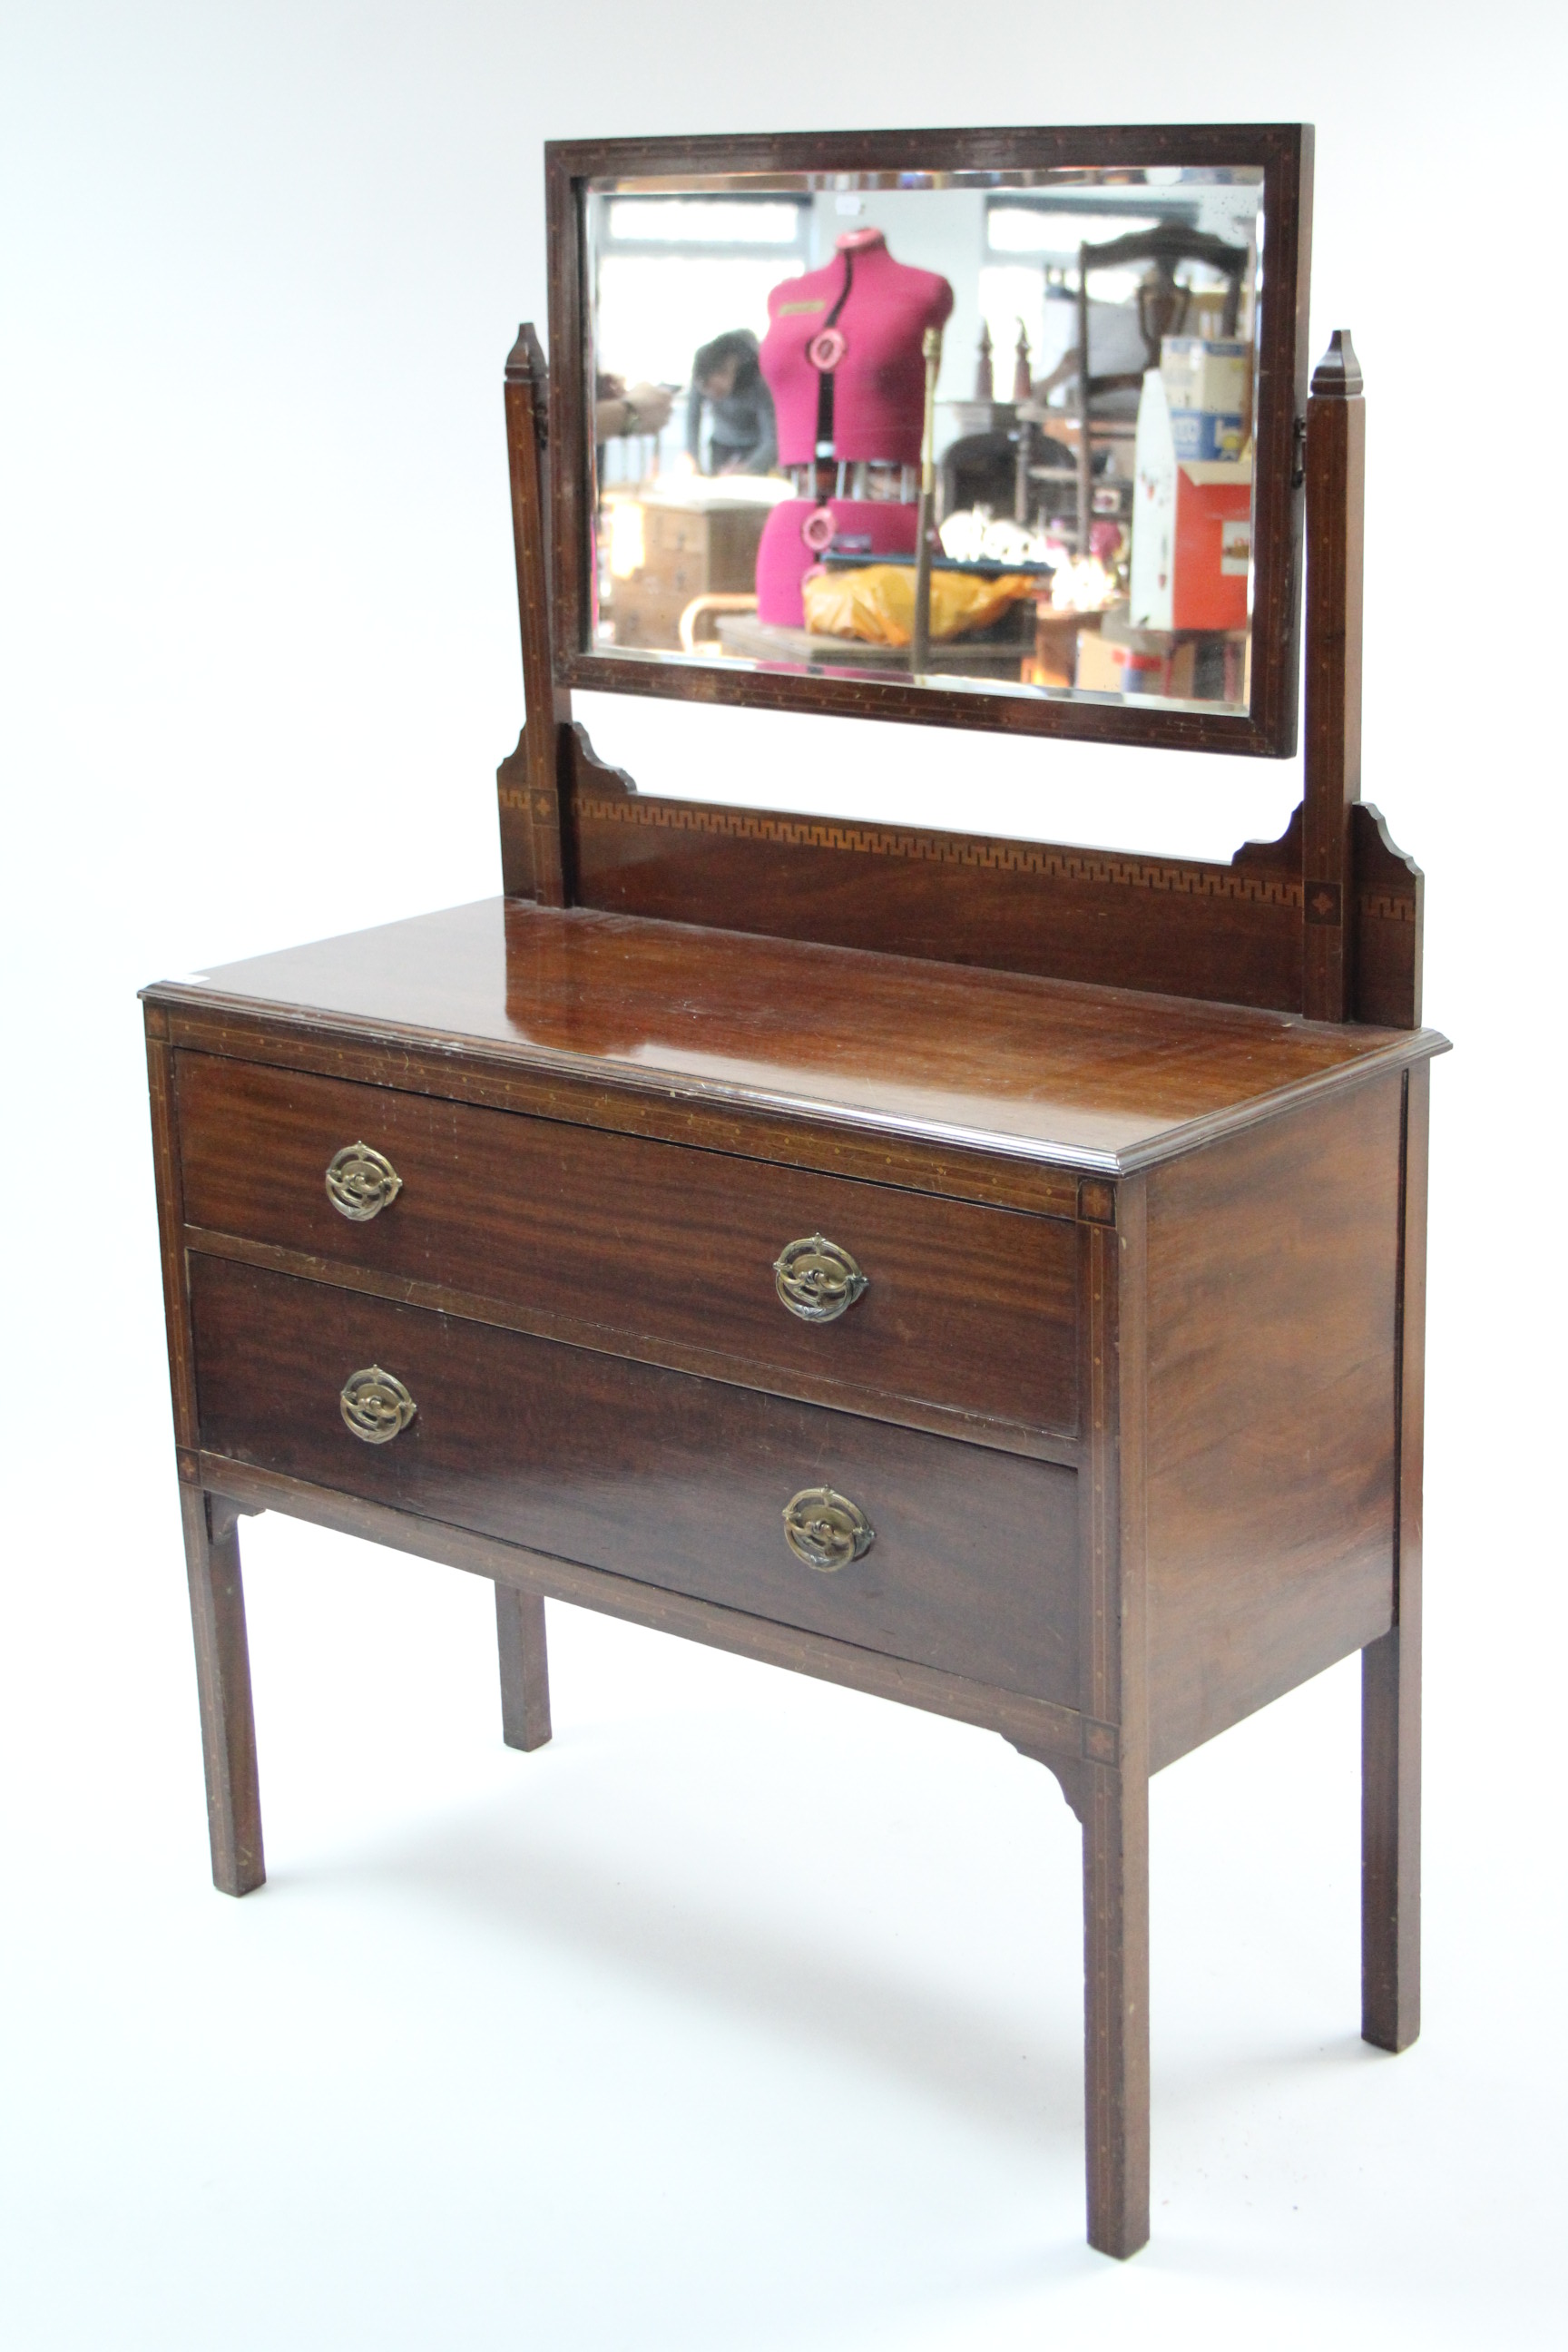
622;382;672;435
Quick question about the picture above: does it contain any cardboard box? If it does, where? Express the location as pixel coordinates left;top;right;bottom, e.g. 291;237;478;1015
1161;336;1252;422
1170;410;1247;462
1076;623;1197;701
1033;603;1100;689
1075;603;1248;704
1130;371;1253;632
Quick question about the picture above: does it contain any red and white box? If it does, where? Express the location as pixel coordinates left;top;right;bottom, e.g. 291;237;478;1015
1130;370;1253;632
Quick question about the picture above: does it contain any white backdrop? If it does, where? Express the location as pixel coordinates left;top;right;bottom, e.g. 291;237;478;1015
3;5;1564;2347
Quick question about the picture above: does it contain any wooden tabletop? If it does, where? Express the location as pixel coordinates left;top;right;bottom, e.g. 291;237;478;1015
151;897;1446;1174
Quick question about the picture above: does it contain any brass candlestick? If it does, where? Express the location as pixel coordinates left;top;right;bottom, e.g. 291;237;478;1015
911;324;943;678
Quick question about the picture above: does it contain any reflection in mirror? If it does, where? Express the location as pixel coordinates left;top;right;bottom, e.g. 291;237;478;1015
584;164;1266;718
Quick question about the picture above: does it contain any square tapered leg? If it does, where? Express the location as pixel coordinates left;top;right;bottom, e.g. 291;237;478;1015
180;1485;264;1896
495;1582;552;1751
1362;1623;1419;2050
1364;1060;1426;2053
1083;1759;1150;2258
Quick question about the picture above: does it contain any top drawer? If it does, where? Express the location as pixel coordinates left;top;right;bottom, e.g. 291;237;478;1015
175;1053;1079;1439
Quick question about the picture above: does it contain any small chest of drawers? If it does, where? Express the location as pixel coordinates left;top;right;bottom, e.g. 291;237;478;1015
608;496;772;650
145;897;1443;2259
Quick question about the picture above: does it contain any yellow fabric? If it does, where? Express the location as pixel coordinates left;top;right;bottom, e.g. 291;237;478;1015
801;564;1034;647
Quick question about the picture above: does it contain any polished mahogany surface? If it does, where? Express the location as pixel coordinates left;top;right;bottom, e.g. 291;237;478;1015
1142;1070;1405;1768
165;898;1444;1170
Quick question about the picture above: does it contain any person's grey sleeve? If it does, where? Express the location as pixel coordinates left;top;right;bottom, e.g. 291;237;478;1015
751;391;778;474
686;383;704;463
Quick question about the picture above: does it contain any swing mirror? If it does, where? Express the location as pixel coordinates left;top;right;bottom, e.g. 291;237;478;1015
546;124;1311;758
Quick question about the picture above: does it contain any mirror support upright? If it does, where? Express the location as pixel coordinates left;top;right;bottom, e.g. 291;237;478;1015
1302;329;1366;1023
503;322;572;907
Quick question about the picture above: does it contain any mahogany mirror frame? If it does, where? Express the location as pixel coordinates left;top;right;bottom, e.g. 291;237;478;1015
544;122;1314;760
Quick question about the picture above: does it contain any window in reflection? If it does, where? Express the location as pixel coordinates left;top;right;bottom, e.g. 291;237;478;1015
584;168;1264;712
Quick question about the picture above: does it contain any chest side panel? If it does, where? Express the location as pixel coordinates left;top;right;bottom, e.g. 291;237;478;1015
1143;1070;1404;1769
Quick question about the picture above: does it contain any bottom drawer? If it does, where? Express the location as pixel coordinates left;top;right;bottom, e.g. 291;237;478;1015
190;1256;1080;1706
608;583;692;650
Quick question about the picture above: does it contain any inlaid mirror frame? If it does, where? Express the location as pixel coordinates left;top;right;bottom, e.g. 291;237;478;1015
545;122;1313;760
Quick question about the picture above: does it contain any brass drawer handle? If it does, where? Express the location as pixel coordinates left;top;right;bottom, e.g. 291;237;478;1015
326;1142;403;1221
340;1365;416;1444
783;1485;875;1573
772;1233;867;1323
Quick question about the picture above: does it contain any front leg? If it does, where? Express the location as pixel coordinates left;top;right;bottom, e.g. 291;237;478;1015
1364;1060;1426;2053
1362;1622;1419;2050
1083;1759;1150;2258
180;1485;264;1896
495;1582;552;1751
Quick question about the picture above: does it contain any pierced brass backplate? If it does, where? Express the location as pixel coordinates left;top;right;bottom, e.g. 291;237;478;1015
772;1233;867;1323
782;1485;875;1572
339;1365;416;1445
326;1142;403;1221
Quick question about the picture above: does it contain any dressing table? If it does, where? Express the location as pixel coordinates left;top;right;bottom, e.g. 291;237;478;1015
143;123;1443;2259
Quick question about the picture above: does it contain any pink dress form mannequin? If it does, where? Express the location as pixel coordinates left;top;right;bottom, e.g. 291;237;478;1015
755;228;954;627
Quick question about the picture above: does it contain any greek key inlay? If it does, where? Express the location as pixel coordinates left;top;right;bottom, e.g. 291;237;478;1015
576;797;1309;908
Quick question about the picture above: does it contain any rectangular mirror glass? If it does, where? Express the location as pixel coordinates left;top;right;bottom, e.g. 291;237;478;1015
548;130;1310;757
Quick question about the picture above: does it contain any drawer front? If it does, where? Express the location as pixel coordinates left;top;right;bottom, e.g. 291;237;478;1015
703;506;769;587
191;1256;1080;1706
643;506;710;560
637;543;704;595
637;508;765;592
610;583;696;650
176;1054;1079;1437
